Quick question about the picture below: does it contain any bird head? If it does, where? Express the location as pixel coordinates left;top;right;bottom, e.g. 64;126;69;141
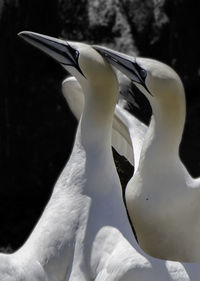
18;32;118;103
93;45;184;104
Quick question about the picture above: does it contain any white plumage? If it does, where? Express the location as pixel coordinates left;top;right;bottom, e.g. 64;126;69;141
0;31;140;281
61;71;200;281
62;74;147;169
1;32;200;280
94;45;200;263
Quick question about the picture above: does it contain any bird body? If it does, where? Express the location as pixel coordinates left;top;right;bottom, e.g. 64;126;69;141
94;45;200;262
125;58;200;262
0;32;136;281
61;69;200;281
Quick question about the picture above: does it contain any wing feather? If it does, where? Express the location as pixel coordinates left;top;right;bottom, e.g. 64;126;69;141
62;76;147;169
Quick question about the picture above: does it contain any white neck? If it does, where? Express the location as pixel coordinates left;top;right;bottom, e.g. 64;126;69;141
68;87;118;198
75;88;115;156
138;91;186;172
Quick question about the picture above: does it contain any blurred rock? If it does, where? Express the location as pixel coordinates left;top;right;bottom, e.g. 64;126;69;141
88;0;137;54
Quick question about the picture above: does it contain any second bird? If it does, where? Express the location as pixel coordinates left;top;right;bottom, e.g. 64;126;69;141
94;45;200;263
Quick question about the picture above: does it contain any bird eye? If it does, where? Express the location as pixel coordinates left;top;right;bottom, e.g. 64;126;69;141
72;49;79;60
140;69;147;79
68;45;80;61
75;50;79;59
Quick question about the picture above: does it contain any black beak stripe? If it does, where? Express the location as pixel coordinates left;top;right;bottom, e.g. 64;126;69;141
19;32;85;77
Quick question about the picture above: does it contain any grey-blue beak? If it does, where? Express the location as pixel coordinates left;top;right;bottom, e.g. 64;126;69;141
18;31;84;76
93;45;151;95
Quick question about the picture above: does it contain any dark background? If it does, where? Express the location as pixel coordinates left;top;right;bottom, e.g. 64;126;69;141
0;0;200;251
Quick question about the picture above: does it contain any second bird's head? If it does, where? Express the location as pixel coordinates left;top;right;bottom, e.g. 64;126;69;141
18;31;118;103
93;45;184;104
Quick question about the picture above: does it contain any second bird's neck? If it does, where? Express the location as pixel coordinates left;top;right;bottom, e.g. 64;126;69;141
138;95;186;171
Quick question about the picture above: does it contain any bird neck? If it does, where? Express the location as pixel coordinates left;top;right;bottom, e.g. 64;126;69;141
69;87;136;246
138;93;186;170
75;89;116;155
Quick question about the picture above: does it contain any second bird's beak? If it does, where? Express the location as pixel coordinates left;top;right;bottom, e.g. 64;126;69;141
18;31;84;76
93;45;151;95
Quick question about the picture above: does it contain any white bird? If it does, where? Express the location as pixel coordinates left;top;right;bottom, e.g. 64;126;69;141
1;31;199;281
1;31;137;280
61;71;200;281
94;45;200;263
0;31;152;281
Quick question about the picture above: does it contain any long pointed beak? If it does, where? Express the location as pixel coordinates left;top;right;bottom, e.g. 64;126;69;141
18;31;84;76
93;45;151;95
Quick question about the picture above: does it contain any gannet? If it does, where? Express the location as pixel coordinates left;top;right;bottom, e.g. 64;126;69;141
1;31;197;281
60;69;200;281
94;45;200;262
0;31;157;281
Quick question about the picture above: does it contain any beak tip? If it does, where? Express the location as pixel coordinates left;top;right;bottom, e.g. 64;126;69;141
17;31;34;40
17;31;24;38
17;31;29;41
